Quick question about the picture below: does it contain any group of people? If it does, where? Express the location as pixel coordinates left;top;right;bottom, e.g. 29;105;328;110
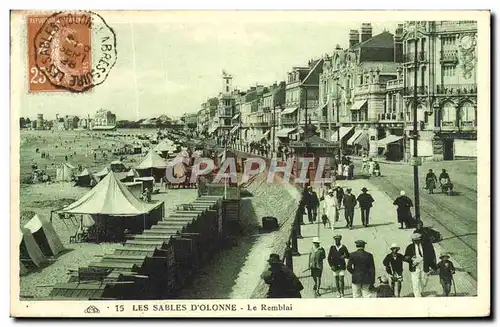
425;169;454;195
361;155;381;177
299;184;375;230
262;220;455;299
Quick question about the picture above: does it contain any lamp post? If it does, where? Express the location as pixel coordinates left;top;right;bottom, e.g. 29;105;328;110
411;24;421;222
336;83;345;160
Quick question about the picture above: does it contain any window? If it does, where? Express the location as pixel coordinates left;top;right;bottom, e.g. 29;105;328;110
459;102;475;122
442;102;457;122
443;66;455;77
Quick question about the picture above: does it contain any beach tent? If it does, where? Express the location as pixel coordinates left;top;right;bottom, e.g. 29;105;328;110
75;168;97;187
59;172;164;242
24;214;65;256
56;162;77;181
121;168;139;183
94;166;111;181
134;150;168;182
20;227;47;268
154;139;177;157
110;160;127;172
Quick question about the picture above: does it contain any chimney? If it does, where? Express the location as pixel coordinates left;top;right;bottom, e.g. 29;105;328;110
360;23;373;42
394;23;404;63
349;30;360;48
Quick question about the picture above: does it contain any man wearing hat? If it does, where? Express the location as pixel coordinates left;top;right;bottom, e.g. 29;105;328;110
356;187;375;227
404;233;436;297
346;240;375;298
382;243;405;297
322;188;338;230
436;253;456;297
343;188;357;229
261;253;303;298
308;237;326;296
327;234;350;297
304;186;320;224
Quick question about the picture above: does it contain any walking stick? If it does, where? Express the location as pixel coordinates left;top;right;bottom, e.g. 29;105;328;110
451;275;457;296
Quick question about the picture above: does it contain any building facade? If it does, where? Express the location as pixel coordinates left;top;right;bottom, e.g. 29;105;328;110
399;20;478;160
93;109;116;127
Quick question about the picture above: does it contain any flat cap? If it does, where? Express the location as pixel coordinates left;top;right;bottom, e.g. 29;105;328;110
355;240;367;246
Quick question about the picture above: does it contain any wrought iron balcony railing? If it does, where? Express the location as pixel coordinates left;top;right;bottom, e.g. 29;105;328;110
436;84;477;95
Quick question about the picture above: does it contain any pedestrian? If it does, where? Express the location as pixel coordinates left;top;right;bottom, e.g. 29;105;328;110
343;188;357;229
425;169;438;194
322;189;338;230
308;237;326;296
347;240;376;298
404;233;436;297
305;186;319;224
383;243;404;297
393;190;414;229
261;254;303;298
348;161;355;180
361;154;368;173
357;187;375;227
375;276;394;298
436;253;456;297
327;234;350;298
335;184;344;210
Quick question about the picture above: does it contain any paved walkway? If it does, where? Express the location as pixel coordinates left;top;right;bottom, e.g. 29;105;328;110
292;177;477;298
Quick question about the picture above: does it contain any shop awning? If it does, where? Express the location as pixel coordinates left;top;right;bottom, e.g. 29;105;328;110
347;131;363;145
230;125;239;134
232;113;240;120
260;130;270;140
281;107;298;115
350;100;367;111
377;135;404;147
354;132;369;149
330;126;354;142
276;127;298;138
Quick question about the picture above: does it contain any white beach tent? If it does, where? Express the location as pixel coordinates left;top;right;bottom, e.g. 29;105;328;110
20;227;47;267
24;214;65;256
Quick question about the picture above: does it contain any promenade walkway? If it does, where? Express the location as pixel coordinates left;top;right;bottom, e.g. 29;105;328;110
292;177;477;298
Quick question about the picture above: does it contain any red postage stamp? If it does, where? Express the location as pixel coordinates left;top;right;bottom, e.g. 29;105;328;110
28;11;117;93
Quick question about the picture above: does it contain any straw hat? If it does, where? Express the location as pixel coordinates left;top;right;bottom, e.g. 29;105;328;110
439;253;450;259
312;237;321;244
389;243;400;251
333;234;342;240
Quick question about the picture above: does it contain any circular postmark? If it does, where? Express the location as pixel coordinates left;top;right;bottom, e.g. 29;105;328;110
34;11;117;92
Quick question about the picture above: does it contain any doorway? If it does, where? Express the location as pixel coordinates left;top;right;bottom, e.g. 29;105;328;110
443;139;454;160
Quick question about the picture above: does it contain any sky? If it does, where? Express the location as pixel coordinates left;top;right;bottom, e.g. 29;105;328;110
18;11;401;121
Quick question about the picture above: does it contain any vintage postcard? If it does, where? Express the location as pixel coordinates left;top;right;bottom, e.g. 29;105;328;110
10;10;490;318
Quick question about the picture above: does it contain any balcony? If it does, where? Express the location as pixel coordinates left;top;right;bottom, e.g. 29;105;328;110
404;52;426;63
440;50;458;64
440;121;456;131
404;86;429;96
386;79;404;90
436;84;477;95
378;112;404;121
281;117;298;125
460;121;476;131
218;110;232;118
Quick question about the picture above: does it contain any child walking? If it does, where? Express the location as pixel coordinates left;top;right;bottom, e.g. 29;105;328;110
436;253;456;297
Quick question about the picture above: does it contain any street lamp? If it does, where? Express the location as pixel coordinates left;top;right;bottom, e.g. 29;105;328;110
335;83;345;160
410;23;421;222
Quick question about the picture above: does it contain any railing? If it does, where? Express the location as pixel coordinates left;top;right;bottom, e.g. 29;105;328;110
441;121;456;130
218;110;232;117
378;112;404;121
436;84;477;95
460;121;476;130
404;51;426;63
386;79;404;89
440;50;458;63
281;117;298;125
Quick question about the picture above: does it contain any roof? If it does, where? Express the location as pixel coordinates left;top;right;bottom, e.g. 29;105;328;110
351;31;394;50
77;168;91;177
302;59;324;86
134;150;168;170
154;140;177;153
59;172;160;216
94;166;111;177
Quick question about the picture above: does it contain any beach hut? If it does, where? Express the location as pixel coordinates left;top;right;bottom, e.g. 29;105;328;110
75;168;97;187
20;227;47;268
56;162;77;182
122;168;139;183
23;214;65;256
134;150;168;182
110;160;127;173
59;172;165;242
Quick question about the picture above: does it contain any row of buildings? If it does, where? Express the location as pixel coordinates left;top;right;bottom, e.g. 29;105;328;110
197;21;478;161
25;109;117;131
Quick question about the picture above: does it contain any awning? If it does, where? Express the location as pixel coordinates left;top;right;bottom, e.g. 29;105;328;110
331;126;354;142
377;135;404;147
347;131;363;145
281;107;298;115
354;132;369;149
232;113;240;120
276;127;298;138
230;125;238;134
260;130;270;140
350;100;367;111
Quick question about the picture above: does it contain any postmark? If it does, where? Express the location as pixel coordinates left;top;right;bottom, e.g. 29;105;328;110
33;11;117;92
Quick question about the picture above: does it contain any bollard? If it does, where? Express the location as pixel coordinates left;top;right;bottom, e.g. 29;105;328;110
284;241;294;270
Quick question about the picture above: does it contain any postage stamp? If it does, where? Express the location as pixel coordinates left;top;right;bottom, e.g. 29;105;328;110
29;11;116;93
9;10;491;318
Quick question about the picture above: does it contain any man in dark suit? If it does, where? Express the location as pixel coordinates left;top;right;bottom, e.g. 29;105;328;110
305;186;320;224
347;240;375;298
356;187;375;227
343;188;357;229
404;233;437;297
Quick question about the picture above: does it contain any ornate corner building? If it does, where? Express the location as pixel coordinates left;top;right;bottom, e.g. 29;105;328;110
401;21;477;161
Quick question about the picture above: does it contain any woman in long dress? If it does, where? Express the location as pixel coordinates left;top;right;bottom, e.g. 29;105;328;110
323;189;338;231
